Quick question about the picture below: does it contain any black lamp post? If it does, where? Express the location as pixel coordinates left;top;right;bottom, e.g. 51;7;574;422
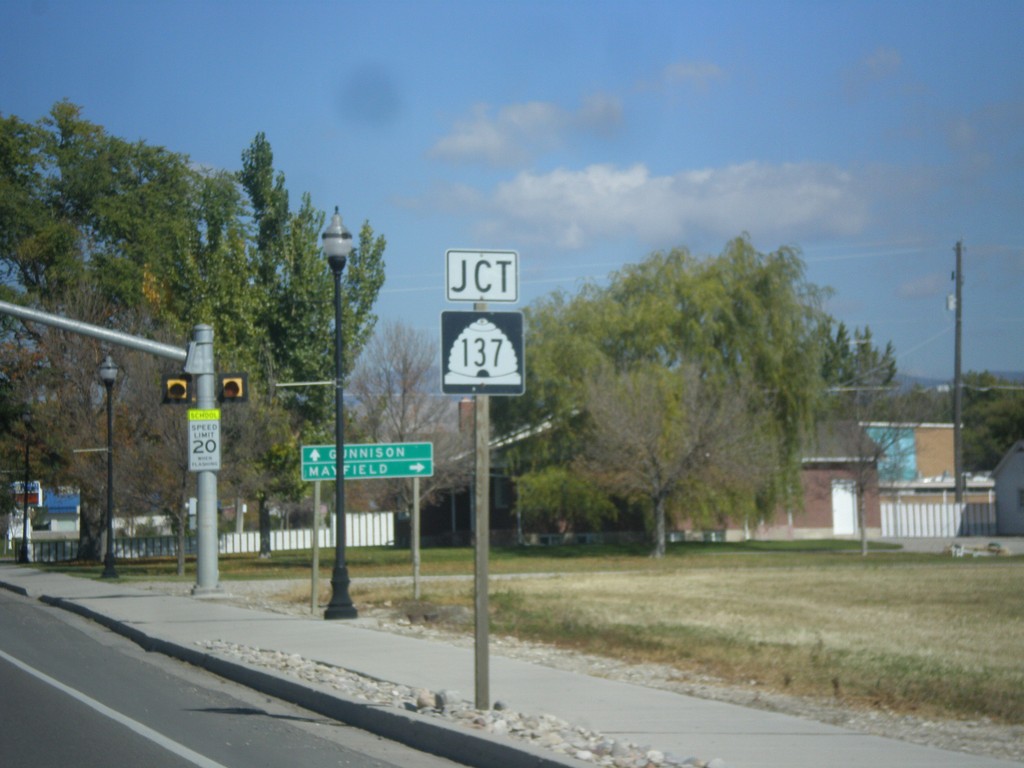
17;411;31;564
322;207;357;619
99;355;118;579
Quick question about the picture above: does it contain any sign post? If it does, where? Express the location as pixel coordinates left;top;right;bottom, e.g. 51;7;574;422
444;249;523;711
413;475;421;601
473;380;490;710
311;480;321;615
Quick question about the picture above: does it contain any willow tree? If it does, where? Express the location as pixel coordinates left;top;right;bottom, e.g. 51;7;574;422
497;236;829;535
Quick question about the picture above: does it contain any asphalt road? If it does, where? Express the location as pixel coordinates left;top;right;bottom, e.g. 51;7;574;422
0;588;465;768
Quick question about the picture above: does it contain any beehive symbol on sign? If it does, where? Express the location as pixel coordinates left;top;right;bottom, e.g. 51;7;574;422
445;317;522;386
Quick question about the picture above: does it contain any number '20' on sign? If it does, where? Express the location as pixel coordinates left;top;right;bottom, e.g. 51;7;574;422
187;416;222;472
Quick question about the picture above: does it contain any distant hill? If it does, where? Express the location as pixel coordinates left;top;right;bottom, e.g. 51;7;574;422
897;374;949;390
988;371;1024;383
897;371;1024;390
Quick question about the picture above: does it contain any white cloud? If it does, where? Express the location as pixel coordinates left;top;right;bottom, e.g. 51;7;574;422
634;60;726;93
863;47;902;79
430;96;622;166
898;273;947;299
661;60;725;90
844;46;903;98
465;161;868;248
576;93;623;135
944;101;1024;179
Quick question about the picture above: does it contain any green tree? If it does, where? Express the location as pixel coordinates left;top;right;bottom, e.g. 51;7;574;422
580;362;776;556
236;132;387;552
819;319;898;415
962;372;1024;470
0;101;253;348
158;168;258;369
0;105;389;559
513;466;616;535
4;101;196;311
497;237;828;530
238;133;386;425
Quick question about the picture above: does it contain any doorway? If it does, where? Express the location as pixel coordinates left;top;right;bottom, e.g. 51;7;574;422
831;479;857;536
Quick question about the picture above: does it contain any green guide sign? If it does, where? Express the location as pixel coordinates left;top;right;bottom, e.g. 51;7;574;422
300;442;433;481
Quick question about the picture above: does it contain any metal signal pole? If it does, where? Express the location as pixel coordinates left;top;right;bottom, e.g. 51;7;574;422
0;300;221;592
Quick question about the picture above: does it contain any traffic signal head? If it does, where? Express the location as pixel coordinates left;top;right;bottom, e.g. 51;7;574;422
219;373;248;403
162;374;193;405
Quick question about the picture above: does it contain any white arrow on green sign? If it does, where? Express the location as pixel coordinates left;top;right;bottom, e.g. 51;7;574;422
301;441;433;481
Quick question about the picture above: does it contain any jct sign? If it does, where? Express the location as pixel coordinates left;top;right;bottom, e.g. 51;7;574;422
446;249;518;303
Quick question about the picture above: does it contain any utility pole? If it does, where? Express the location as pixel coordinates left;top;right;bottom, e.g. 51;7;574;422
953;240;964;503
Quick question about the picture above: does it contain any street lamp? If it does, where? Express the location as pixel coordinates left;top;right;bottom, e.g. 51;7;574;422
99;355;118;579
322;207;357;619
17;410;31;564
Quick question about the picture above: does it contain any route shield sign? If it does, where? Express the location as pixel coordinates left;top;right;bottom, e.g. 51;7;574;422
441;311;524;395
301;442;434;481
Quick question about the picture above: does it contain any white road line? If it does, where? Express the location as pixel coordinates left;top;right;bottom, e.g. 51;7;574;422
0;648;230;768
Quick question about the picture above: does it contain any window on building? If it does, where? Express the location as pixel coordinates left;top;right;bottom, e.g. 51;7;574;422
494;476;509;510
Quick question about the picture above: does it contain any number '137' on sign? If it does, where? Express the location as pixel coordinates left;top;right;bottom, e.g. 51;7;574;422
440;311;524;396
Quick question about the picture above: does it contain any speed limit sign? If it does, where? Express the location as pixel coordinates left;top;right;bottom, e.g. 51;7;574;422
188;409;221;472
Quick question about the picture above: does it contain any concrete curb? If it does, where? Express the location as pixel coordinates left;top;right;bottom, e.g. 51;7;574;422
17;586;587;768
0;580;28;597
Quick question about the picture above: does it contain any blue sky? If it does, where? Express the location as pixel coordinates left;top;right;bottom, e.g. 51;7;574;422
2;0;1022;381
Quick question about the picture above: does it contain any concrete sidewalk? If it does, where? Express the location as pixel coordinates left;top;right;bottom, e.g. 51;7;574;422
0;565;1018;768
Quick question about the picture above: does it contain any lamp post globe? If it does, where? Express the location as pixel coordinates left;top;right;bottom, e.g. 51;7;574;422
17;410;31;564
322;206;354;272
99;355;118;579
322;207;357;620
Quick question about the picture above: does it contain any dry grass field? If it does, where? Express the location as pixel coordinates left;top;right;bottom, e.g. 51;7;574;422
353;557;1024;723
44;543;1024;723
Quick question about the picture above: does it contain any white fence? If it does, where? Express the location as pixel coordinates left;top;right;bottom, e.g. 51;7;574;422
220;512;395;554
880;501;996;537
25;511;395;562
